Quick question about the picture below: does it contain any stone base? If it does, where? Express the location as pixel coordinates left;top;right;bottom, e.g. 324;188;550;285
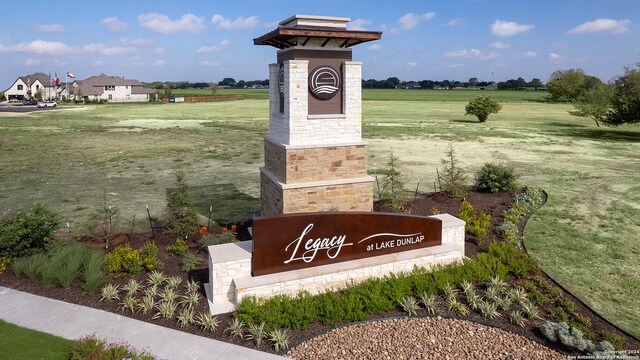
260;168;373;215
207;214;465;314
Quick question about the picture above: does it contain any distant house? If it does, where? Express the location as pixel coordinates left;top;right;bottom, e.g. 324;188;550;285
4;72;61;101
72;73;156;102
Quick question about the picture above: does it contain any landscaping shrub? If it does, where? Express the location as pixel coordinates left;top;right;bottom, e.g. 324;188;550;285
497;187;545;248
540;321;603;352
167;238;188;256
458;200;491;241
104;242;162;275
438;145;468;198
69;334;154;360
233;243;537;331
163;171;200;238
475;163;519;193
602;333;625;351
0;204;60;258
181;251;201;272
199;231;237;248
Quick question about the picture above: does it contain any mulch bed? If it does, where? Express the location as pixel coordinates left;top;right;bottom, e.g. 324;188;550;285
1;190;638;356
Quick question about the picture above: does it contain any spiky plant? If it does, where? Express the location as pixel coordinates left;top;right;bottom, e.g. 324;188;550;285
496;295;513;311
185;279;200;295
196;312;220;332
118;295;138;314
99;284;120;302
137;293;155;314
418;292;438;315
399;296;420;316
466;292;484;311
180;291;202;310
460;280;475;295
479;301;501;319
166;276;183;290
508;287;528;305
488;275;507;291
177;307;195;327
268;329;291;352
485;285;502;302
225;318;245;340
447;297;469;316
442;283;459;302
247;322;267;347
159;287;178;303
510;310;527;327
122;279;142;296
146;270;167;287
153;300;177;319
521;301;541;319
144;284;159;299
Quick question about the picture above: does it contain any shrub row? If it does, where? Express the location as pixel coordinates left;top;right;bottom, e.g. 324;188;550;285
497;187;545;248
104;243;163;275
234;243;539;331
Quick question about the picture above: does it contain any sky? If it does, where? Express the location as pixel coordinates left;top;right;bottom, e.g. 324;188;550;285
1;0;639;87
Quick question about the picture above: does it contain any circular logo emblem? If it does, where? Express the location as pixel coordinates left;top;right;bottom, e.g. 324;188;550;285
309;66;340;100
278;66;285;94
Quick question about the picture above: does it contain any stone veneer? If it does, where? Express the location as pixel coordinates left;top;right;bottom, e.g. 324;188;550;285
207;214;465;314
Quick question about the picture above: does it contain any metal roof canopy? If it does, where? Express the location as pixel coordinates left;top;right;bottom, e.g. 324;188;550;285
253;15;381;49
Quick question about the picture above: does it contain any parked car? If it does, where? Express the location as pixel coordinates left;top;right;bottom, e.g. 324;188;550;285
23;98;37;105
37;101;57;108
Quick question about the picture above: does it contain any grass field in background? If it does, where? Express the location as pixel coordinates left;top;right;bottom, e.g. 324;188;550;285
0;90;638;338
0;320;71;359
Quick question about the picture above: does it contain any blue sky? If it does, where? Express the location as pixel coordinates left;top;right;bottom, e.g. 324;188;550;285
1;0;638;87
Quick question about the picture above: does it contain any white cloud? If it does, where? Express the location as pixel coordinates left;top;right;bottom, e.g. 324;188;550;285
0;39;72;54
153;60;165;67
211;15;259;30
490;41;510;49
37;24;65;33
139;13;207;34
83;43;136;56
120;37;153;46
25;58;40;66
367;44;381;51
393;12;436;33
491;20;534;37
348;18;372;31
448;64;465;68
200;60;220;67
442;18;464;27
407;62;418;67
197;39;230;53
92;60;105;67
568;18;629;35
153;47;166;54
443;49;498;60
100;17;128;32
522;51;538;58
548;52;564;63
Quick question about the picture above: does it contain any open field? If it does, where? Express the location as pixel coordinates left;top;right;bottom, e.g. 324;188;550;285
0;90;638;338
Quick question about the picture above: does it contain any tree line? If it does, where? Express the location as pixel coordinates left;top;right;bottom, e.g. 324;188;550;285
362;77;545;90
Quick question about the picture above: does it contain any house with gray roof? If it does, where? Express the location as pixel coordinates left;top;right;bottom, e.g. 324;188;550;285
4;72;62;101
71;73;156;102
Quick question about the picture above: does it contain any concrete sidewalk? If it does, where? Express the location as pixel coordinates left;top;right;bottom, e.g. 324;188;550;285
0;286;286;360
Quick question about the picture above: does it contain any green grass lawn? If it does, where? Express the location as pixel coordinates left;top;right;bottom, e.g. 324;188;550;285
0;90;638;338
0;320;71;359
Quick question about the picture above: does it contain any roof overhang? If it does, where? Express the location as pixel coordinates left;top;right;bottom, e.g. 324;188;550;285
254;25;382;50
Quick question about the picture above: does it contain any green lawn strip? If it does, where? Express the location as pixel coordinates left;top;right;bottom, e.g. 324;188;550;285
0;319;71;359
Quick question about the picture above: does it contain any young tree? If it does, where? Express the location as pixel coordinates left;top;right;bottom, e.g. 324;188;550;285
163;171;200;238
603;64;640;126
465;96;502;122
568;87;611;127
439;144;468;198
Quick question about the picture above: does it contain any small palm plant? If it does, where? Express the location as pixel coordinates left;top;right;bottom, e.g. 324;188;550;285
196;312;220;332
509;310;527;327
225;318;246;340
99;284;120;302
247;322;267;347
268;329;291;352
418;292;438;315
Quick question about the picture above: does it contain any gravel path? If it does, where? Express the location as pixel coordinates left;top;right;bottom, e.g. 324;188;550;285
287;317;563;360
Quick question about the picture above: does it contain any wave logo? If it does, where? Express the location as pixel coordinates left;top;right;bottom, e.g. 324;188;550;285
278;66;285;94
309;66;340;100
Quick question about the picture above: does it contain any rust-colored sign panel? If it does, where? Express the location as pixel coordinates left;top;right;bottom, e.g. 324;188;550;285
252;212;442;276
